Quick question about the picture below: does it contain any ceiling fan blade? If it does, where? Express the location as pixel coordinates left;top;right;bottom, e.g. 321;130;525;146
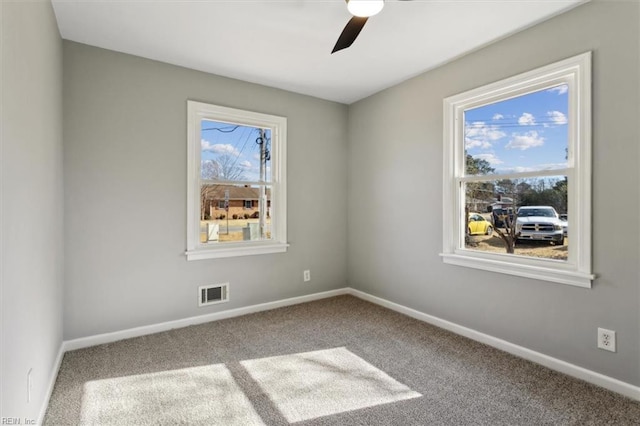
331;16;368;54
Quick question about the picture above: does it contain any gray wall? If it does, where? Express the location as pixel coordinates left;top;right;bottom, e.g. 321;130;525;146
347;1;640;385
4;2;636;416
0;0;64;421
63;42;348;340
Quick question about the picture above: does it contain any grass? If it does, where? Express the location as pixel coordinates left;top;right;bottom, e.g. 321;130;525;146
218;232;244;242
201;218;566;260
467;234;568;261
205;218;259;228
199;219;271;243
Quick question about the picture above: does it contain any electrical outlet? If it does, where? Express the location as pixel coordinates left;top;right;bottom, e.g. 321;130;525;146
597;328;616;352
303;270;311;282
27;368;33;403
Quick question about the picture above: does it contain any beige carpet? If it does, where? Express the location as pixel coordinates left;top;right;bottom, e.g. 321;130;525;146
44;295;640;425
241;347;421;422
80;364;264;426
78;347;420;425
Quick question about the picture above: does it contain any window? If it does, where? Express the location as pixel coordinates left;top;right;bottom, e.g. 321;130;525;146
442;52;593;287
186;101;287;260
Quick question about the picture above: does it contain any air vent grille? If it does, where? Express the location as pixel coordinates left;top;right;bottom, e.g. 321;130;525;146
198;283;229;307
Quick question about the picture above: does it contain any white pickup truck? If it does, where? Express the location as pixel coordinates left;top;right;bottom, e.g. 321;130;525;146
516;206;565;245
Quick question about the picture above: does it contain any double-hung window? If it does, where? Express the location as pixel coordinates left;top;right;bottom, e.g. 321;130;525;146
442;52;594;287
186;101;287;260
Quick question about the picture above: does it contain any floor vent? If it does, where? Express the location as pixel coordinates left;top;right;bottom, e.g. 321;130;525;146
198;283;229;307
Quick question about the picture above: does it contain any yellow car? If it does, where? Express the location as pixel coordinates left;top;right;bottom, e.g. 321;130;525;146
468;213;494;236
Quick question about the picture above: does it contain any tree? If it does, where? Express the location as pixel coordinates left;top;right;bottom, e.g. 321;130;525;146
492;211;518;254
491;179;519;254
517;178;567;214
466;154;494;175
553;179;568;213
202;154;246;181
466;155;496;208
200;154;247;220
495;179;515;196
465;155;495;245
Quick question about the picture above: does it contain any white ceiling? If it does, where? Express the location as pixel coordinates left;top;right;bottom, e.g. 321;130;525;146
51;0;585;104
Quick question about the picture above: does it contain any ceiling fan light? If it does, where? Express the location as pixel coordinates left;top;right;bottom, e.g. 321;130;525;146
347;0;384;18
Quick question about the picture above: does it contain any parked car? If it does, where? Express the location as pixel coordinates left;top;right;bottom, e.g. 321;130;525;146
559;214;568;237
516;206;564;244
468;213;493;236
491;206;514;228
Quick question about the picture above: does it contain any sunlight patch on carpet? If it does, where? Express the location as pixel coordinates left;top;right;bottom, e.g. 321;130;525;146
241;347;421;422
80;364;264;425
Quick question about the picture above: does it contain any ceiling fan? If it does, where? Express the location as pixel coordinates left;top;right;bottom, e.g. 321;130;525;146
332;0;411;54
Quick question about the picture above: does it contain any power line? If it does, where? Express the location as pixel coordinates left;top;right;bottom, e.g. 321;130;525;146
201;122;269;181
228;126;255;172
202;125;240;133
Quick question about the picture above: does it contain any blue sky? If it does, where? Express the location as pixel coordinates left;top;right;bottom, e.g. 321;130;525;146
200;120;271;182
465;84;568;175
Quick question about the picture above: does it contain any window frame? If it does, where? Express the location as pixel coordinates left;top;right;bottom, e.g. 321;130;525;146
186;101;288;260
441;52;594;288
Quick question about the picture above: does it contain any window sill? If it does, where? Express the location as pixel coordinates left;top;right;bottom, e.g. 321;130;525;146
186;242;289;261
440;252;594;288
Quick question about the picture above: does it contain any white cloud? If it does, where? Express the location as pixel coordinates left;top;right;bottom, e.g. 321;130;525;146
201;141;241;156
465;138;492;150
547;84;568;95
497;162;567;174
497;166;538;174
466;121;505;140
492;113;504;120
506;131;545;150
239;160;252;169
518;112;536;126
473;153;503;165
510;166;535;173
546;110;567;126
465;121;506;149
201;139;215;151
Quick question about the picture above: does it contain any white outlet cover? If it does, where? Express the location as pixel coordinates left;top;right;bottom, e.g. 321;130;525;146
303;270;311;282
597;328;616;352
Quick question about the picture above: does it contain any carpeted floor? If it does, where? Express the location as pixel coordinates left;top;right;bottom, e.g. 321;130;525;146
45;295;640;425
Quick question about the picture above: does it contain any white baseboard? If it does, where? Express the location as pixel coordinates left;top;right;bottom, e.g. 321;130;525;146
38;342;65;425
51;285;639;412
63;288;349;351
348;288;640;402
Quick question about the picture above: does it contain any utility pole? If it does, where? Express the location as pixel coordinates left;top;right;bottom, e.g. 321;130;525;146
225;189;229;235
258;129;267;238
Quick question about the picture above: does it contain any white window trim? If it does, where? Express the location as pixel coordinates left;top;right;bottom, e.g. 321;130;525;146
441;52;594;288
186;101;288;260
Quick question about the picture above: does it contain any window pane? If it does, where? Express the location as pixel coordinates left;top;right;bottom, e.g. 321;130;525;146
464;176;568;261
464;85;568;176
201;119;272;182
200;184;272;244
